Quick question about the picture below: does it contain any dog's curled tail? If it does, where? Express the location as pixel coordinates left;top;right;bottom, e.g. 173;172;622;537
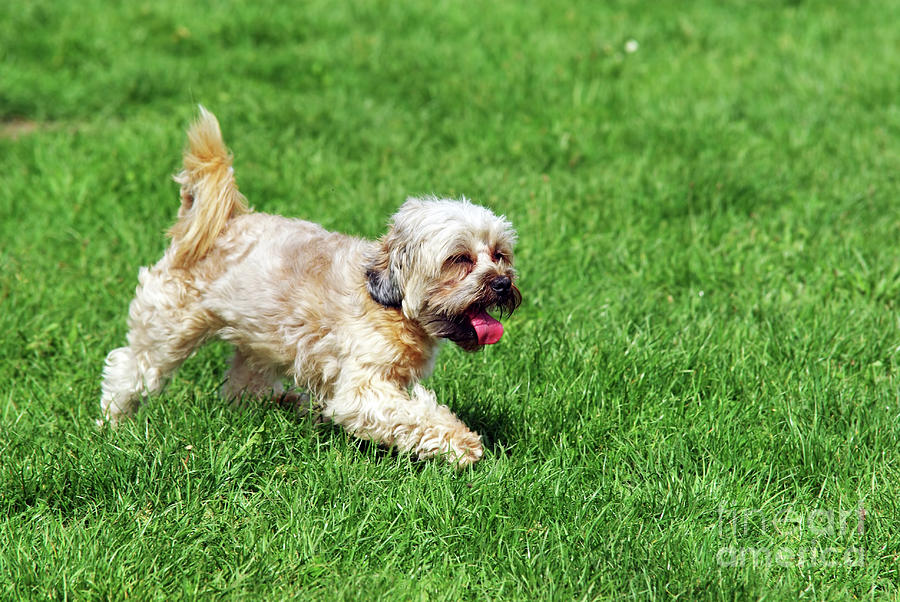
169;106;249;267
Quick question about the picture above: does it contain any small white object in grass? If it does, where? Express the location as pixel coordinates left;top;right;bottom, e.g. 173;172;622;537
699;290;704;297
625;39;639;53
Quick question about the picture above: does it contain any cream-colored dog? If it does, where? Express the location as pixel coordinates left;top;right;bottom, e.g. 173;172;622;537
100;108;521;467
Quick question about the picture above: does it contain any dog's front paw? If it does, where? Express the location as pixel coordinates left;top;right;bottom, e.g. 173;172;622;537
408;420;483;467
442;428;483;468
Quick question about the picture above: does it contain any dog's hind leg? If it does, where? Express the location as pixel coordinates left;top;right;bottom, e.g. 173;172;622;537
221;348;286;401
222;349;314;414
100;264;214;425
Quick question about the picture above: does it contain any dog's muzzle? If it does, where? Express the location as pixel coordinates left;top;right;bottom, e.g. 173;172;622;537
490;275;511;294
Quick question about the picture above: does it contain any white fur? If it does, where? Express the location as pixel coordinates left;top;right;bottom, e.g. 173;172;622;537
99;110;520;468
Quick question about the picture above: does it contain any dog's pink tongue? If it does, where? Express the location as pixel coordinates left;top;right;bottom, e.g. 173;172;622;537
468;309;504;345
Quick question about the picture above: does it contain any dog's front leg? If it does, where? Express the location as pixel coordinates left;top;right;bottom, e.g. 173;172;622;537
326;379;483;467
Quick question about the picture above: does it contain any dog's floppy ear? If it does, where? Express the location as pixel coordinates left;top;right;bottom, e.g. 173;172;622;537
365;240;402;308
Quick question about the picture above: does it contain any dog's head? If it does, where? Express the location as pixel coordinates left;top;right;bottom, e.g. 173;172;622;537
366;197;522;351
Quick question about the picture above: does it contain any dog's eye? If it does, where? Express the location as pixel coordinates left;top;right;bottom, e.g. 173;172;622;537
493;252;507;263
451;254;474;266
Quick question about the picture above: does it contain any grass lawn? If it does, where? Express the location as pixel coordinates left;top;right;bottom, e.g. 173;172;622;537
2;0;900;598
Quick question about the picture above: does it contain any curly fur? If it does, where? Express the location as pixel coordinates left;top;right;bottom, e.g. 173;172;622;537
100;107;521;467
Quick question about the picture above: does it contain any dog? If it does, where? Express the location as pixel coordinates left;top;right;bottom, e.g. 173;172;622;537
100;107;521;467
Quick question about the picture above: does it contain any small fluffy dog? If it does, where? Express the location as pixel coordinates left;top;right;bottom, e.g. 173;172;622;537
100;108;521;467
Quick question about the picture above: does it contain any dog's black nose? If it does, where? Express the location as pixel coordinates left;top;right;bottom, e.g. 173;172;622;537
490;275;511;293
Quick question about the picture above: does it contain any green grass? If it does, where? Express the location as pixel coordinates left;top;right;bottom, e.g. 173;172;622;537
2;0;900;598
